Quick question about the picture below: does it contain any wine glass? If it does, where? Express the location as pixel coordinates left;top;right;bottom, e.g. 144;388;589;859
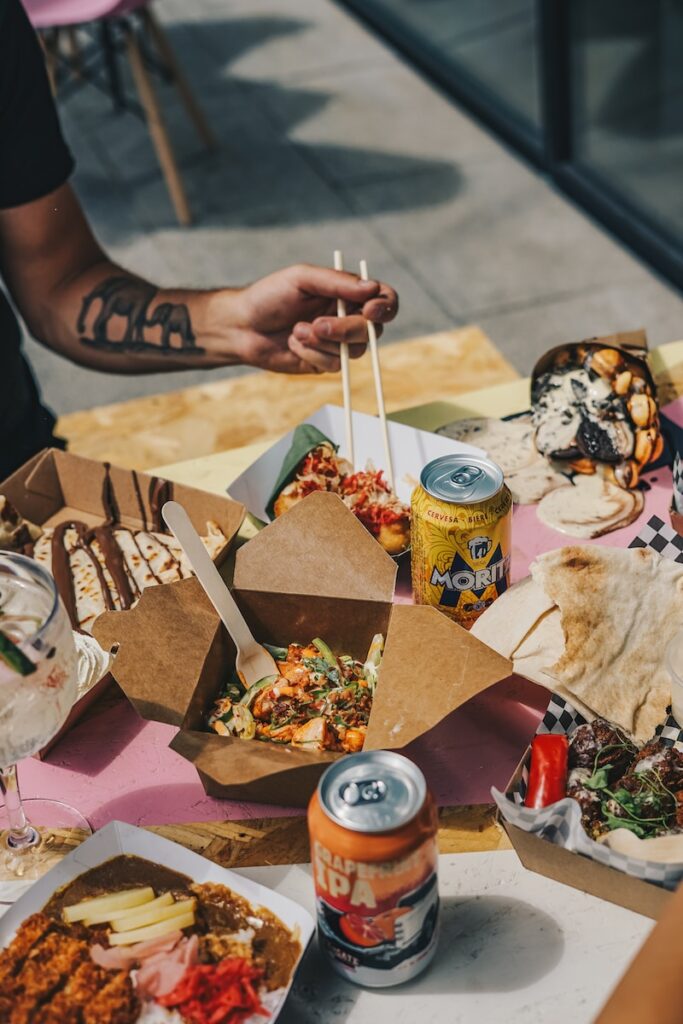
0;552;91;877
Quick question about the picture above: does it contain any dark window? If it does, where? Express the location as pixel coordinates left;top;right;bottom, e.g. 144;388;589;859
341;0;683;289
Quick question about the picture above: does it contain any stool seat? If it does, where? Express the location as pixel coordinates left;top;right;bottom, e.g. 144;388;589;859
23;1;217;225
23;0;145;30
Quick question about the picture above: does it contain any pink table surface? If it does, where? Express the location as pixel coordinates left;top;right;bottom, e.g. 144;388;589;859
12;405;680;830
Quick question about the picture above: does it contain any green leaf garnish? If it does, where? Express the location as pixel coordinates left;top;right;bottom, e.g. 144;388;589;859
585;767;610;790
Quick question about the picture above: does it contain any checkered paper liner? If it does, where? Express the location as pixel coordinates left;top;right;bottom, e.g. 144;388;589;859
492;515;683;890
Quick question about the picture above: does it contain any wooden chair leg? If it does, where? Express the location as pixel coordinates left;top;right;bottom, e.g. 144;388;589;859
141;6;217;151
124;25;192;226
66;27;82;78
40;29;59;96
101;20;125;112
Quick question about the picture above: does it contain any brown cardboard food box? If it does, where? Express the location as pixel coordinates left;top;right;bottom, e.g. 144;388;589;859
500;758;672;921
0;448;245;756
94;491;514;806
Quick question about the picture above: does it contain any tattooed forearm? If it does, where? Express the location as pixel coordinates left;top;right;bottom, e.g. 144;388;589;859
77;275;203;355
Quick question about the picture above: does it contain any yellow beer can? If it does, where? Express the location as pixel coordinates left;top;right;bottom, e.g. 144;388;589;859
411;455;512;629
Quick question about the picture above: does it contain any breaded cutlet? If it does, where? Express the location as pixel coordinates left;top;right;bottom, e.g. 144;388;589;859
0;913;55;984
7;932;89;1024
81;970;139;1024
32;961;112;1024
0;914;138;1024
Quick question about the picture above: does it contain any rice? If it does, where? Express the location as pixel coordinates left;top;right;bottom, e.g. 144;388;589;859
136;1003;184;1023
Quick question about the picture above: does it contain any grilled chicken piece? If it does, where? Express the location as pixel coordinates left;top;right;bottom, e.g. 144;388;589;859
292;717;329;749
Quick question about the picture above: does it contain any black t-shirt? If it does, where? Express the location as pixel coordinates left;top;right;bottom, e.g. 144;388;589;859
0;0;74;479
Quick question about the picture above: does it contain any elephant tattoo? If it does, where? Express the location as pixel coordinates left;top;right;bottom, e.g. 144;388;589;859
145;302;196;349
78;276;203;354
78;277;156;347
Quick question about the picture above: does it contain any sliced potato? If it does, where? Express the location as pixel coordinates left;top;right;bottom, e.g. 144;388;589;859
84;892;173;927
108;911;195;946
63;887;155;923
110;897;196;933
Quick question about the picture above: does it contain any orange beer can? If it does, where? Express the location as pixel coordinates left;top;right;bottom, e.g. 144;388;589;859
308;751;439;987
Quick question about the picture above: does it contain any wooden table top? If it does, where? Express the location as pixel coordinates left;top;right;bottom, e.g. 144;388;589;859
28;803;510;880
56;326;518;469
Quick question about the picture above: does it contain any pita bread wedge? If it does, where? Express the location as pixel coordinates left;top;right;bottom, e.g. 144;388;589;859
507;464;570;506
472;587;598;718
436;415;569;505
471;576;555;658
531;546;683;740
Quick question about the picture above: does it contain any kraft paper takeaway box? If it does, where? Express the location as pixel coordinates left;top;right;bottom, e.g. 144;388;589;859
95;492;513;805
0;448;245;756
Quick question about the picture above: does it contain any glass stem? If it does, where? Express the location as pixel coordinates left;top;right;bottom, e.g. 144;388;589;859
0;764;40;850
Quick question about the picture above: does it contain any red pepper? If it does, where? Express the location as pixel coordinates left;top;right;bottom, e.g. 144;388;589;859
524;734;568;808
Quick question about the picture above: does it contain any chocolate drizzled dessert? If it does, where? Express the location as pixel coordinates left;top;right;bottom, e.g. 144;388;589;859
30;467;226;633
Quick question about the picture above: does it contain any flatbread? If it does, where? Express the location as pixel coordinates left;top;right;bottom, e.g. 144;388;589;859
536;473;643;538
436;415;538;475
507;464;570;506
34;522;226;635
471;583;599;719
600;828;683;864
436;416;572;506
531;546;683;740
471;577;555;658
512;608;598;720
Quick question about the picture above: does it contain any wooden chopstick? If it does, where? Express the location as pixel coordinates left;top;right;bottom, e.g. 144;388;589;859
359;259;395;493
333;249;355;469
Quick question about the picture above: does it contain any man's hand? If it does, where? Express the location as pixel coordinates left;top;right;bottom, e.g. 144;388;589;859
227;263;399;374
